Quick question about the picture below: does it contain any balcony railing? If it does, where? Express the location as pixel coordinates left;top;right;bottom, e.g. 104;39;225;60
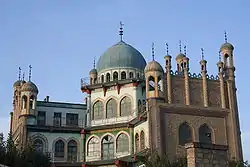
86;150;130;162
91;110;137;126
36;117;86;128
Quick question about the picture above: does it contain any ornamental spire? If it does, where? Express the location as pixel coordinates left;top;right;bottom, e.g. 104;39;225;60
224;31;228;43
179;40;182;53
166;43;169;55
18;67;21;80
28;65;32;81
119;21;124;41
152;42;155;61
201;48;204;60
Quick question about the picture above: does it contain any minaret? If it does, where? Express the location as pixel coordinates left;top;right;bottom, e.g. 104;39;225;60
200;48;208;107
220;32;243;160
217;53;226;108
164;43;172;104
183;45;190;105
89;57;97;85
175;40;185;73
144;43;165;155
144;43;165;100
19;65;39;146
12;67;26;135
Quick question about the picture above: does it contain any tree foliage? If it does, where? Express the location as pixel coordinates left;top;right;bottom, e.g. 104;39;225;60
137;150;187;167
0;132;50;167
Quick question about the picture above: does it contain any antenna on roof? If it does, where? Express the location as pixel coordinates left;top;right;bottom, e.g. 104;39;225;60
152;42;155;61
119;21;124;41
18;67;21;80
28;65;32;81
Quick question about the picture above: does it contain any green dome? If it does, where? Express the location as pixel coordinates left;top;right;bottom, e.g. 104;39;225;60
96;41;146;72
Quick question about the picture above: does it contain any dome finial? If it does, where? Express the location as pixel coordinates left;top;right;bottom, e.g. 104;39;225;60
166;42;169;55
119;21;124;41
179;40;182;53
93;57;96;69
28;65;32;81
18;67;21;80
224;31;228;43
201;48;204;60
22;72;25;81
184;45;187;56
152;42;155;61
219;51;221;62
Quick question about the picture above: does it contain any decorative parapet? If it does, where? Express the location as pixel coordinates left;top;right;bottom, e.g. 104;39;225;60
170;70;220;81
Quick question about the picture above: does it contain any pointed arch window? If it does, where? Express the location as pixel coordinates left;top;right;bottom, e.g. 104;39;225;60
101;75;104;83
106;98;117;118
55;140;65;157
101;135;114;160
120;96;131;117
178;122;192;146
157;76;163;91
93;101;104;120
67;140;77;161
116;133;129;153
135;133;139;153
30;95;35;109
199;124;212;143
106;73;111;82
113;72;118;81
121;71;126;80
87;137;99;157
22;95;27;109
140;131;145;150
34;139;44;153
129;72;134;79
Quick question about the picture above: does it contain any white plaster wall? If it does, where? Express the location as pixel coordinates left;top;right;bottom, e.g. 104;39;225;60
90;84;147;126
36;105;86;127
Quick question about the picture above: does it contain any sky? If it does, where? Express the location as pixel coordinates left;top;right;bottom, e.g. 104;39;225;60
0;0;250;160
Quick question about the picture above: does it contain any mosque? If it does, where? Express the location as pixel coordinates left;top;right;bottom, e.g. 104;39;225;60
10;23;243;167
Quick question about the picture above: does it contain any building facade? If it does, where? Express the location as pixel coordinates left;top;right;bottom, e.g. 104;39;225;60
10;26;243;167
10;81;87;166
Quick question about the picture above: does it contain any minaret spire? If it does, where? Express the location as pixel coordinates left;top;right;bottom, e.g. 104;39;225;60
18;67;21;80
224;31;228;43
93;57;96;69
179;40;182;53
152;42;155;61
184;45;187;56
28;65;32;81
219;51;221;62
166;43;169;55
119;21;124;41
201;48;204;60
